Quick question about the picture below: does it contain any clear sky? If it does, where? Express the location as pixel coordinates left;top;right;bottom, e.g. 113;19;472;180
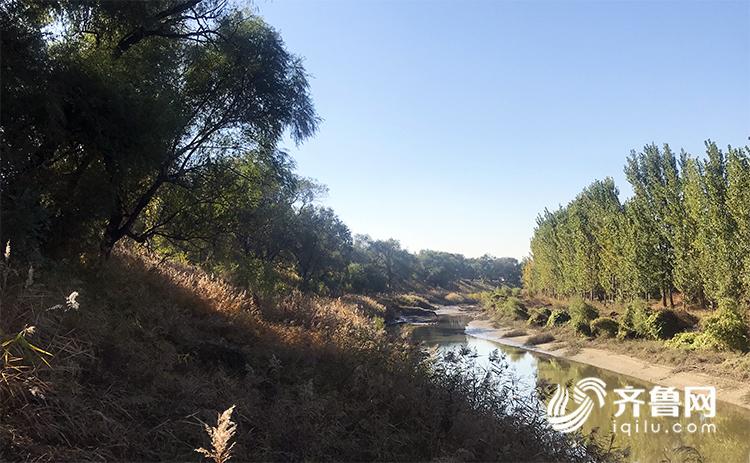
257;0;750;259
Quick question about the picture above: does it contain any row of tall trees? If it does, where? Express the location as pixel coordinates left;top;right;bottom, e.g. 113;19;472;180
1;0;520;297
524;141;750;308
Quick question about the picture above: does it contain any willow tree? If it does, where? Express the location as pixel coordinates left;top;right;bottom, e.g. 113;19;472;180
1;0;318;257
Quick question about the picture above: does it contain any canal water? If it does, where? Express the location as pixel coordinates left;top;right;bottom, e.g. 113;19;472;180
410;310;750;463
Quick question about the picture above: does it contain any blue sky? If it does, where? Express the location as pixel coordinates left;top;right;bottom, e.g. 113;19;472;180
258;0;750;259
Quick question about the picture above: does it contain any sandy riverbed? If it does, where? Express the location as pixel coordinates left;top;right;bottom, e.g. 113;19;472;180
466;318;750;410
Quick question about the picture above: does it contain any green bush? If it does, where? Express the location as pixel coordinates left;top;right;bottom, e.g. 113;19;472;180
546;308;571;327
569;297;598;322
619;301;693;340
568;298;596;336
484;286;512;308
666;300;749;352
699;301;749;351
511;287;522;297
590;317;618;338
665;332;701;350
617;299;652;339
497;296;528;320
497;286;513;298
527;307;552;326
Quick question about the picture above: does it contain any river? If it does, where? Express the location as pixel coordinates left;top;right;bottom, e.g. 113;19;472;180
408;309;750;463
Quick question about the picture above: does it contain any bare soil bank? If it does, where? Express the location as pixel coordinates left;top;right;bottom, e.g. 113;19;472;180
466;318;750;411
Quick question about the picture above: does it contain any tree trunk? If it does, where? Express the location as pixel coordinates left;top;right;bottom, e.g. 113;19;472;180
100;213;126;259
669;288;674;308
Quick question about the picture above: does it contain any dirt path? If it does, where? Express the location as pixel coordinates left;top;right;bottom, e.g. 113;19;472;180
466;318;750;411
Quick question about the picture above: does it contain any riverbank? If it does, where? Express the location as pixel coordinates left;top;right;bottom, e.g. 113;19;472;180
462;315;750;411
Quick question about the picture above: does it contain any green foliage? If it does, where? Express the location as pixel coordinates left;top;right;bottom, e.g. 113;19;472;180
345;238;520;295
699;301;749;351
568;297;598;323
546;308;571;327
617;300;652;339
618;300;693;340
495;297;527;321
527;307;552;326
565;298;597;337
524;141;750;308
590;317;618;338
665;332;701;350
666;302;749;352
2;2;320;258
495;286;514;299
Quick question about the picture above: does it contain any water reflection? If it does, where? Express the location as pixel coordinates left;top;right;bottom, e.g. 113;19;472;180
410;313;750;463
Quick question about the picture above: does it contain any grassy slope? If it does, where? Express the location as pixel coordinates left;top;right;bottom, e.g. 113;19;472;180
0;250;614;462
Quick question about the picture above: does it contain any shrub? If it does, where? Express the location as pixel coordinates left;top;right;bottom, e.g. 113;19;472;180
618;300;652;339
619;302;694;340
546;308;571;327
445;292;466;304
511;287;522;297
590;317;618;338
571;318;592;337
568;297;598;323
527;307;552;326
699;301;749;351
646;309;683;340
568;297;597;338
674;310;699;331
498;297;528;320
487;286;514;303
525;333;555;346
665;332;701;350
666;300;749;352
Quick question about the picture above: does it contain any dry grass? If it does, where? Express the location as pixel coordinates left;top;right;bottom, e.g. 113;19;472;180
502;329;528;338
444;292;466;304
393;293;434;310
0;248;618;462
524;333;555;346
195;405;237;463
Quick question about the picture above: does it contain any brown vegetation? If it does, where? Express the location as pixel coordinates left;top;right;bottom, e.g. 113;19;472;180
0;249;614;462
524;333;556;346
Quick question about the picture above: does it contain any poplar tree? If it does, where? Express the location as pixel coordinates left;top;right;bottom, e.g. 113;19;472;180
726;145;750;302
624;145;675;306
